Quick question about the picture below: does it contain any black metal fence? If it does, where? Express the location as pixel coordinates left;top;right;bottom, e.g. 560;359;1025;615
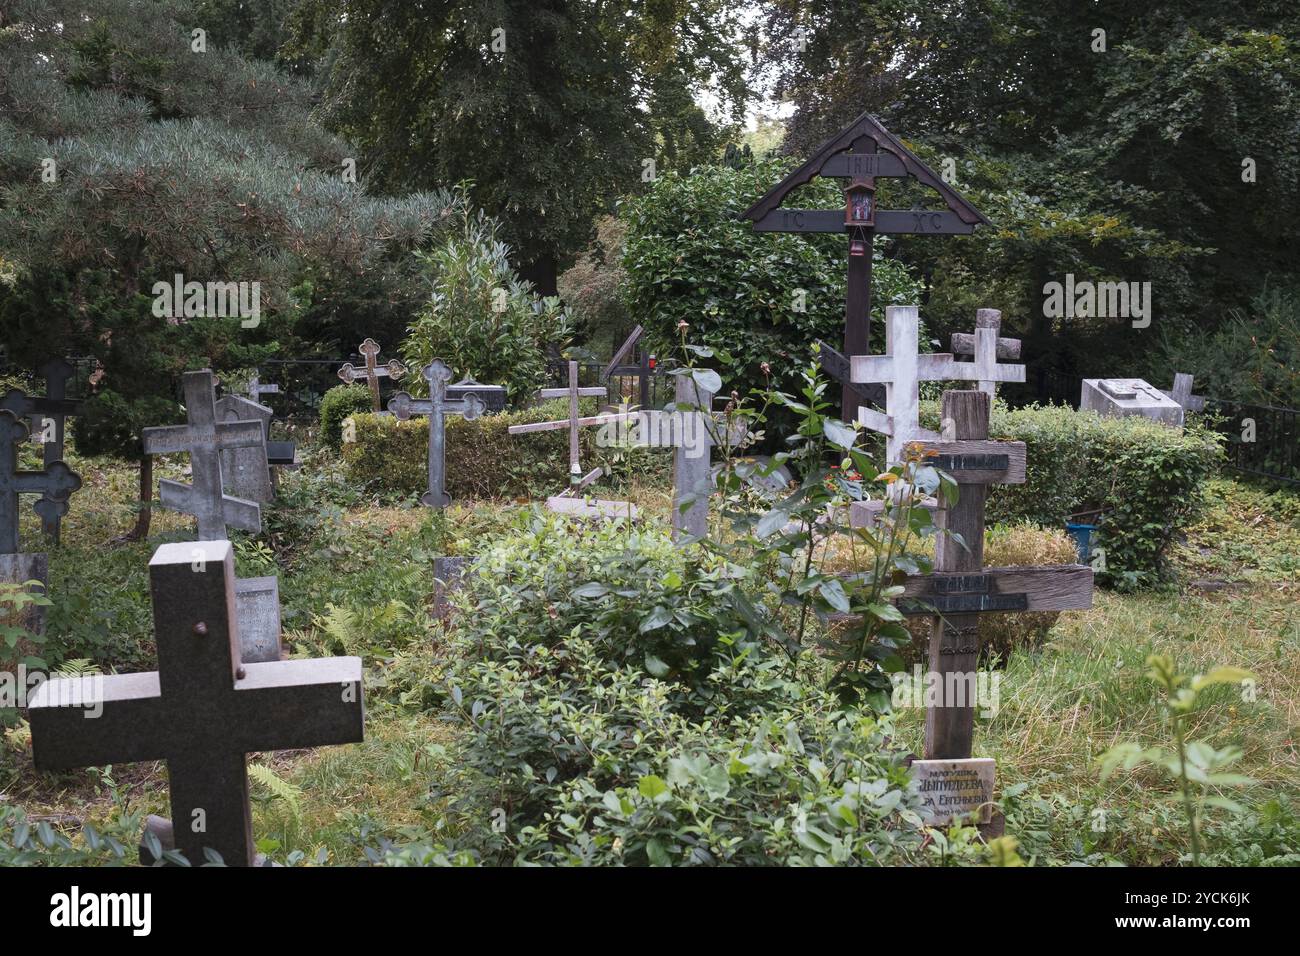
1203;399;1300;485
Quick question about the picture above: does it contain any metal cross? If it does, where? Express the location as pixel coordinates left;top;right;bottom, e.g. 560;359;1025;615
0;410;82;555
142;370;264;540
28;540;364;867
338;338;405;412
0;359;83;542
388;359;486;509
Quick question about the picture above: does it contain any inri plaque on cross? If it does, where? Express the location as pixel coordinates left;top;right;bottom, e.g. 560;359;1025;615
29;540;364;866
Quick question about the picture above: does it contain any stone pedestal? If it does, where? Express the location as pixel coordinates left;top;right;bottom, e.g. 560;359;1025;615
1081;378;1185;427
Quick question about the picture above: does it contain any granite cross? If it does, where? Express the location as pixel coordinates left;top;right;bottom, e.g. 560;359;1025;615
338;338;405;412
0;359;83;541
388;359;487;509
0;410;82;555
29;540;364;867
142;370;264;541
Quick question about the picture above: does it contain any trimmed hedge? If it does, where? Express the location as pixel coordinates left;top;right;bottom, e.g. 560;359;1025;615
342;400;670;501
320;384;372;450
921;401;1224;588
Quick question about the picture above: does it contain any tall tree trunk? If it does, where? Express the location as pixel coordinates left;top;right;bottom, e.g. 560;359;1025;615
114;454;152;543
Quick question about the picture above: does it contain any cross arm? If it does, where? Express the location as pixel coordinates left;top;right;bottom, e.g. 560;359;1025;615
29;673;167;769
508;412;634;435
537;387;607;399
895;564;1093;614
230;657;365;753
951;332;1021;360
142;425;196;455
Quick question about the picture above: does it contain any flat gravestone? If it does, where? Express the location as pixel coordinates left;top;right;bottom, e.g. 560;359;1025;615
233;576;282;663
214;394;273;503
28;540;364;867
1081;378;1184;427
911;757;996;825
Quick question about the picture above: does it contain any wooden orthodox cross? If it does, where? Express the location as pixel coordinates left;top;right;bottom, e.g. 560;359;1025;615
388;360;487;509
29;541;364;866
507;361;638;518
742;113;989;419
0;410;82;555
338;338;406;412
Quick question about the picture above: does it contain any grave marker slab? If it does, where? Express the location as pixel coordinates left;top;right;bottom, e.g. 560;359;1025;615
388;359;487;509
0;552;49;651
338;338;405;412
214;394;273;503
911;757;996;826
29;540;364;867
1081;377;1184;427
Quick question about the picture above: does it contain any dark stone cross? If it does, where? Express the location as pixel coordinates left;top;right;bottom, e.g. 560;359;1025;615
0;359;84;541
29;540;364;866
388;359;487;509
742;112;990;418
338;338;406;412
142;370;263;541
0;410;82;555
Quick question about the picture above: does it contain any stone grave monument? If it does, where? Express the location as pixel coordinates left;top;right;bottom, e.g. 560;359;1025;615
388;359;487;509
1081;378;1185;427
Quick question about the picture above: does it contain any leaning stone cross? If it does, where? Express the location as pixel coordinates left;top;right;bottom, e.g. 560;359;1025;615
388;360;486;509
142;370;264;540
338;338;406;412
0;410;82;555
1162;373;1206;413
29;540;364;867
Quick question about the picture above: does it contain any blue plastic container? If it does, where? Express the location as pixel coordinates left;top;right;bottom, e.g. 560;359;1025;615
1065;522;1097;564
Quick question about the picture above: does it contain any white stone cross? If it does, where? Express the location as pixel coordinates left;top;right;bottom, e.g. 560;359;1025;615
851;306;1025;465
948;309;1025;397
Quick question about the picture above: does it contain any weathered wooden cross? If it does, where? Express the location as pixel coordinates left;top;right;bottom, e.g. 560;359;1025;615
0;410;82;555
142;370;263;541
0;358;84;541
338;337;406;412
507;360;638;519
29;540;364;867
743;112;990;418
389;359;487;509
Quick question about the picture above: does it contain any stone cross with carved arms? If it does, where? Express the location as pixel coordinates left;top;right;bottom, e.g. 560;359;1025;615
389;360;486;509
28;540;364;866
338;338;406;412
142;370;264;541
0;410;82;555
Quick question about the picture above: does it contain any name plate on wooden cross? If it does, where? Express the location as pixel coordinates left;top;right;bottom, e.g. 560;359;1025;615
919;439;1026;484
897;564;1093;615
912;757;996;825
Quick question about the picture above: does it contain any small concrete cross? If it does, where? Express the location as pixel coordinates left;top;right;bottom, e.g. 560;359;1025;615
949;309;1025;397
244;370;280;405
338;338;405;412
388;359;486;509
0;410;82;555
1162;372;1206;413
142;370;263;540
29;540;364;866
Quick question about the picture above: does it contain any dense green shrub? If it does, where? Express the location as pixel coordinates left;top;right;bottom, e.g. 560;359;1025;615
319;384;372;451
921;402;1224;588
341;402;668;500
402;208;573;406
621;161;922;399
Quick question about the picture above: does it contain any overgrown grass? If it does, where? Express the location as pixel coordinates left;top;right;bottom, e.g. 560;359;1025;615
4;444;1298;865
